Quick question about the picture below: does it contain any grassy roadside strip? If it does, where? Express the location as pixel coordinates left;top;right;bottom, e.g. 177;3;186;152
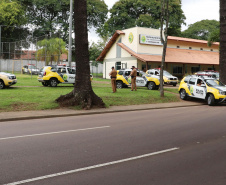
0;74;180;112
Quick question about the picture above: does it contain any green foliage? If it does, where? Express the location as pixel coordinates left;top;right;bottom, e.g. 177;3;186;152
0;0;27;26
208;29;220;46
36;38;67;65
97;0;185;37
182;19;219;40
18;0;108;41
89;38;106;63
0;0;30;59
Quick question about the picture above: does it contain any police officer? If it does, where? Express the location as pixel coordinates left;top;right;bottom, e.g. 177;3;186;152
130;66;137;91
109;66;117;93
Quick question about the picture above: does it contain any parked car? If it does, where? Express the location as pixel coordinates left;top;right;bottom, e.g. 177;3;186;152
146;68;178;86
178;75;226;106
0;72;17;89
195;70;219;80
38;65;92;87
22;64;39;75
116;69;160;90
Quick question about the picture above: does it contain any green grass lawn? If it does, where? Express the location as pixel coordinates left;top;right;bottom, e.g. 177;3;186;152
0;73;180;112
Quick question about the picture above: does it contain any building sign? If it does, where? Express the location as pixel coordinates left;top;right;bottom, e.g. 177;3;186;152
128;32;134;44
139;34;162;45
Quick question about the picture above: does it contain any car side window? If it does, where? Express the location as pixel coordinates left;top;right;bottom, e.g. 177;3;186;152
118;71;123;75
125;71;130;76
184;77;190;83
61;68;67;73
189;78;196;85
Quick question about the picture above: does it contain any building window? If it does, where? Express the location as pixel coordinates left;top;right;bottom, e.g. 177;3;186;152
191;66;200;74
116;45;121;58
189;47;192;49
177;46;180;48
173;66;182;74
116;62;121;70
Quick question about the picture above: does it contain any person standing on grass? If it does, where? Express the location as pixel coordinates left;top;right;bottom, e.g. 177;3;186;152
130;66;137;91
109;66;117;93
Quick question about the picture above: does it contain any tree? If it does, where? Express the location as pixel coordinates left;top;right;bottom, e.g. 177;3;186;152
18;0;108;41
0;0;29;59
56;0;105;110
207;29;219;46
36;38;67;65
160;0;169;98
182;20;219;40
89;38;107;66
97;0;185;38
220;0;226;84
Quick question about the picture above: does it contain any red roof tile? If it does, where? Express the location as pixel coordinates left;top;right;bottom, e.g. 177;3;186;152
117;43;219;65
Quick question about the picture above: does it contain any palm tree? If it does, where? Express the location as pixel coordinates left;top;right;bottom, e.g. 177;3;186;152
56;0;105;110
36;38;67;65
220;0;226;84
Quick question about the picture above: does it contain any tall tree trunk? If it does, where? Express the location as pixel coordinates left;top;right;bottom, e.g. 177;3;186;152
56;0;105;110
160;0;169;97
220;0;226;84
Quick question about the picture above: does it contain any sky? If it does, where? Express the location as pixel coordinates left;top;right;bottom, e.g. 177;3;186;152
88;0;219;43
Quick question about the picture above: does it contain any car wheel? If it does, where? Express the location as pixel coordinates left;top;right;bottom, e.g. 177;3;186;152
0;80;5;89
173;84;177;87
49;78;58;87
147;81;156;90
42;82;49;87
116;81;123;89
207;94;215;106
180;89;187;100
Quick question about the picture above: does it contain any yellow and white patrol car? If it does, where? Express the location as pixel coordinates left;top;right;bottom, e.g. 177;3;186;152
0;72;17;89
178;75;226;106
22;64;39;75
146;68;178;86
116;69;160;90
38;65;92;87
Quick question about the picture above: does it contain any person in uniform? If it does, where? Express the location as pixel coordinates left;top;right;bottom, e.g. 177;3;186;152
130;66;137;91
109;66;117;93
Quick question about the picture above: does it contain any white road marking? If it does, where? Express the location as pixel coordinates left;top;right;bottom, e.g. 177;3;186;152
0;126;110;141
6;147;179;185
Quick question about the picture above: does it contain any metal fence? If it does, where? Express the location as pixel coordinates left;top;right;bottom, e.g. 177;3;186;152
0;35;103;77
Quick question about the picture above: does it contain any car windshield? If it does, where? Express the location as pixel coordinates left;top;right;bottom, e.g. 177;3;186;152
163;70;172;76
139;71;146;76
205;79;225;87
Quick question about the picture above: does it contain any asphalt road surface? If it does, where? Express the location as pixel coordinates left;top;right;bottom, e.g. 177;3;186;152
0;105;226;185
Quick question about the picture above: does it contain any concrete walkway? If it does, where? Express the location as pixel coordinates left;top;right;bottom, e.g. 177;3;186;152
0;101;204;122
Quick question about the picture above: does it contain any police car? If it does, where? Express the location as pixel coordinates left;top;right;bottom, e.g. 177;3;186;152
116;69;160;90
178;75;226;106
0;72;17;89
38;65;92;87
22;64;39;75
195;70;219;80
146;68;178;86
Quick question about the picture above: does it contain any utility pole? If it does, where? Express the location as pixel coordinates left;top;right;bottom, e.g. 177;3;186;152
68;0;73;67
0;26;1;58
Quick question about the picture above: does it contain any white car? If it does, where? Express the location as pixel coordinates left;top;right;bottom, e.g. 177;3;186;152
146;68;178;86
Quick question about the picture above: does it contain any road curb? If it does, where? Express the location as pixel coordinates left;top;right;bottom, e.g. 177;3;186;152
0;103;204;122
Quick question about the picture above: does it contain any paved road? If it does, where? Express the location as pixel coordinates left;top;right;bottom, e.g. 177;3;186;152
0;105;226;185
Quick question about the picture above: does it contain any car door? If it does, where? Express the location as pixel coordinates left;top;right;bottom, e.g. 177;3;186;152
193;79;206;99
67;68;76;83
187;78;196;96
